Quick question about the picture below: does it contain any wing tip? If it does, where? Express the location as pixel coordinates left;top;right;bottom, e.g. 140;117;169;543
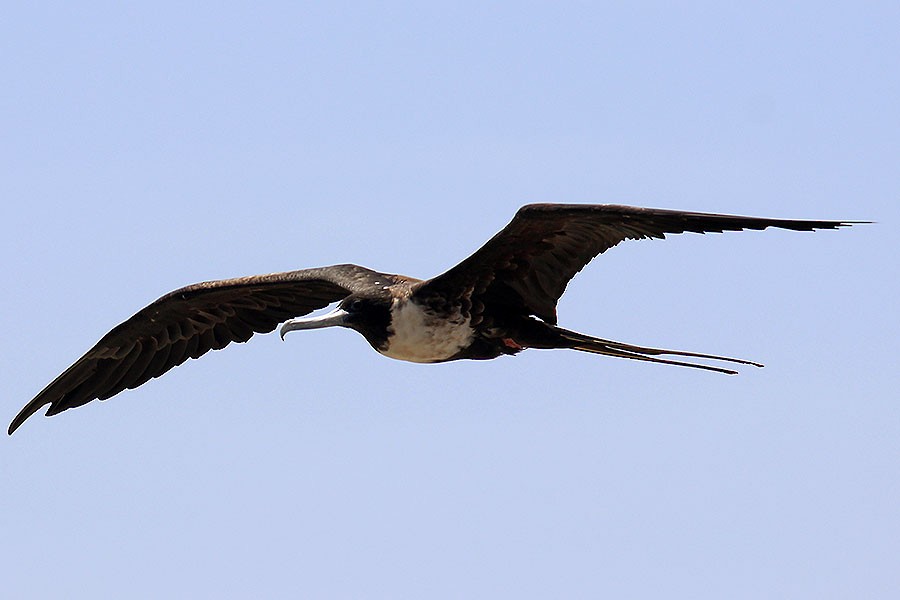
800;220;869;230
7;400;51;436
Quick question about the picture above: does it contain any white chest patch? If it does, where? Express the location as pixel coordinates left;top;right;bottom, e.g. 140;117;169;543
380;299;473;363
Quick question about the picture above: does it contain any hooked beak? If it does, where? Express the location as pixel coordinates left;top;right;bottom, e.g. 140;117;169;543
280;306;350;340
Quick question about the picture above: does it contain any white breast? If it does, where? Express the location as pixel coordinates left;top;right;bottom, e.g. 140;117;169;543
380;299;473;363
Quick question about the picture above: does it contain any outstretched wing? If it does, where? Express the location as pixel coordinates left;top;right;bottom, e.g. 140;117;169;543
416;204;858;324
9;264;387;434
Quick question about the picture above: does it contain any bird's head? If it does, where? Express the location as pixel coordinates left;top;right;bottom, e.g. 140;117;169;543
279;294;393;350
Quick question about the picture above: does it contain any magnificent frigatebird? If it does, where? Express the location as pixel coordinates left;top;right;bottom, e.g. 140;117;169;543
9;204;860;434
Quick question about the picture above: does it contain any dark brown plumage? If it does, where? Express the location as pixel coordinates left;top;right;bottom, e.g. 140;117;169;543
418;204;852;324
9;204;861;434
9;266;409;434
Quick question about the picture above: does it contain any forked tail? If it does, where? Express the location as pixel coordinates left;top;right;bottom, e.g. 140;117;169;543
555;328;763;375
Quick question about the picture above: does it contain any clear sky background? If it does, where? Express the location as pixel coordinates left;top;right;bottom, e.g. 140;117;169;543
2;2;897;598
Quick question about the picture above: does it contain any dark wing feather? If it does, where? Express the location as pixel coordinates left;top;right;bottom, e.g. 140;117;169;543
416;204;859;324
9;264;387;434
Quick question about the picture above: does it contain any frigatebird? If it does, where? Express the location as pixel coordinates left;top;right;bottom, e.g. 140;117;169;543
9;204;860;434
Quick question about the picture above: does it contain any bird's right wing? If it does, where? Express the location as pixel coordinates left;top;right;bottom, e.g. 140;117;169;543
9;264;387;434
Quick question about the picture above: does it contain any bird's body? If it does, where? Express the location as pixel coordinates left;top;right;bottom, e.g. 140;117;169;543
381;298;474;363
9;204;863;434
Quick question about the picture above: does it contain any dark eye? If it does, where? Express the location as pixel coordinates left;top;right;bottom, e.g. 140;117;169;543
346;298;364;311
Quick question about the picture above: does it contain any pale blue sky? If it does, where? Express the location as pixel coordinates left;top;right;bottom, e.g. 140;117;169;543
2;2;897;598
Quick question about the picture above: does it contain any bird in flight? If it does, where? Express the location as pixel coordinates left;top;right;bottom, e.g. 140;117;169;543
9;204;860;434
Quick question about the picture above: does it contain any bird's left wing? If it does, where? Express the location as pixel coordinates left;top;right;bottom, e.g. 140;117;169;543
9;264;386;434
415;204;859;324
